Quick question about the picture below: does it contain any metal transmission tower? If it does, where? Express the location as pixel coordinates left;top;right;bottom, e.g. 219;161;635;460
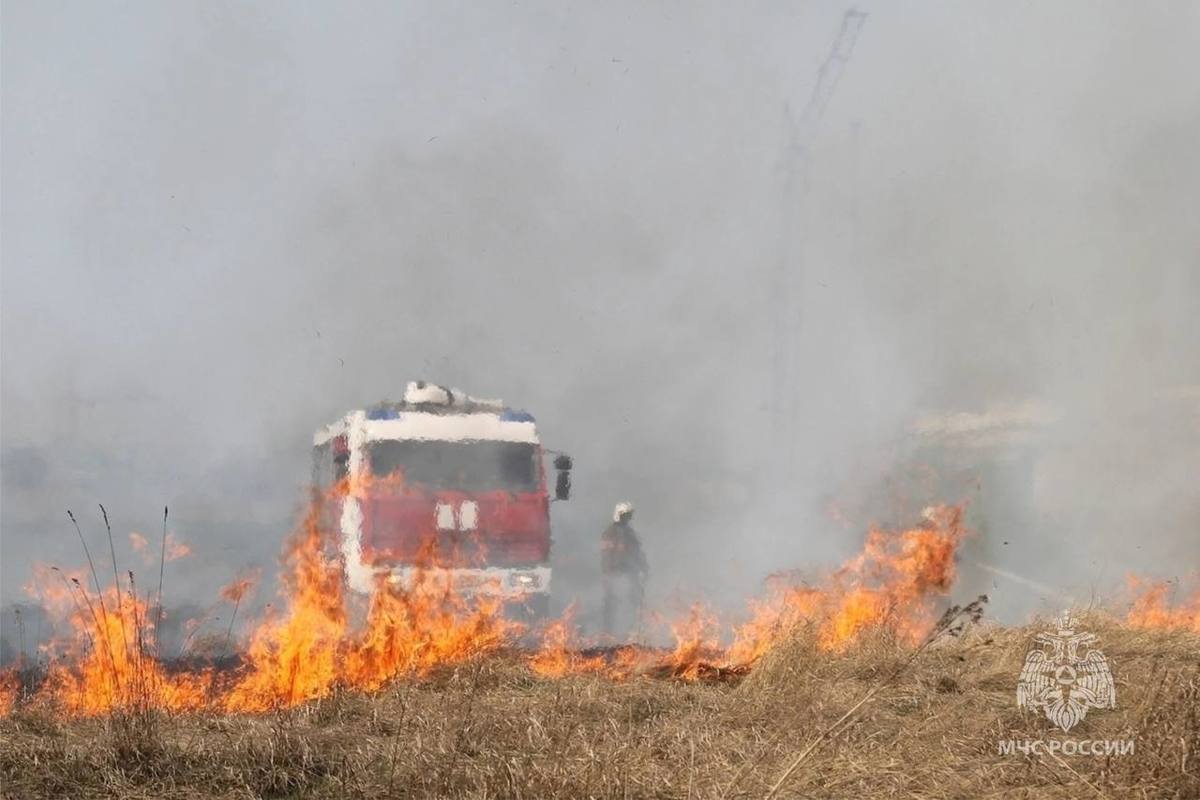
769;8;867;472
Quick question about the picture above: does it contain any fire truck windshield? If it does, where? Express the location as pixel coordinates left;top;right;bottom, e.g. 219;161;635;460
366;440;539;493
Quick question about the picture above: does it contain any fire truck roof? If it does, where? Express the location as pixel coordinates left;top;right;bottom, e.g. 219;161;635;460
313;382;539;447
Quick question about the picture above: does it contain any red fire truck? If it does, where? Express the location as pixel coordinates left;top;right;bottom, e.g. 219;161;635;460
312;382;570;615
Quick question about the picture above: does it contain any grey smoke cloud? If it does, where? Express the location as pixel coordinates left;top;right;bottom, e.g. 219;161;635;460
3;1;1198;629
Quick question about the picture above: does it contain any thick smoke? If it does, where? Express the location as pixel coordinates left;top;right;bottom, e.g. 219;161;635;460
3;1;1198;647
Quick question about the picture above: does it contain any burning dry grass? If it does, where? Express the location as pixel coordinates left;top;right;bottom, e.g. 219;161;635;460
1;616;1197;799
11;501;973;715
1126;576;1200;633
4;499;1198;796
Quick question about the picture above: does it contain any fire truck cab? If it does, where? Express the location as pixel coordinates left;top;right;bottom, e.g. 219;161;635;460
312;382;569;614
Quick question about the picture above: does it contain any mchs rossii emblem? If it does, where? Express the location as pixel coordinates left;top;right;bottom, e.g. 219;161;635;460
1017;613;1116;732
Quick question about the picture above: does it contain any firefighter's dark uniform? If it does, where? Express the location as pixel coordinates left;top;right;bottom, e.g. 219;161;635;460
600;517;647;635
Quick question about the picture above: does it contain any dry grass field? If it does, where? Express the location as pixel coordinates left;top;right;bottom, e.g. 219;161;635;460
2;614;1197;799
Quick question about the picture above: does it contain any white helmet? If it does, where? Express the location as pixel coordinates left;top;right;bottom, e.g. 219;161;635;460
613;501;634;522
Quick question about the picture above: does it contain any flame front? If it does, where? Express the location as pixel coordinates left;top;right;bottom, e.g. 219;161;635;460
37;583;210;714
7;499;974;715
0;670;19;716
1125;575;1200;632
222;495;348;711
726;504;966;664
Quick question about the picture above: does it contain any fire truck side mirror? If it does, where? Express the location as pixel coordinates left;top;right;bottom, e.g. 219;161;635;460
553;454;572;501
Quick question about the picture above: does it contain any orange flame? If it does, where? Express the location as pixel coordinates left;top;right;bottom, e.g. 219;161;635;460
222;494;349;711
36;583;211;714
220;569;261;604
165;535;192;562
0;670;18;716
723;504;966;665
221;482;514;711
1125;575;1200;632
342;575;512;692
665;604;723;681
128;531;190;564
528;604;609;678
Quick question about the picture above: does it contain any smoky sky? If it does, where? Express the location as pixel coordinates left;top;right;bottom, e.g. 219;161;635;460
3;1;1198;625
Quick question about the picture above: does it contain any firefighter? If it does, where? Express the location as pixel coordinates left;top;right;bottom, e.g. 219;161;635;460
600;501;648;636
